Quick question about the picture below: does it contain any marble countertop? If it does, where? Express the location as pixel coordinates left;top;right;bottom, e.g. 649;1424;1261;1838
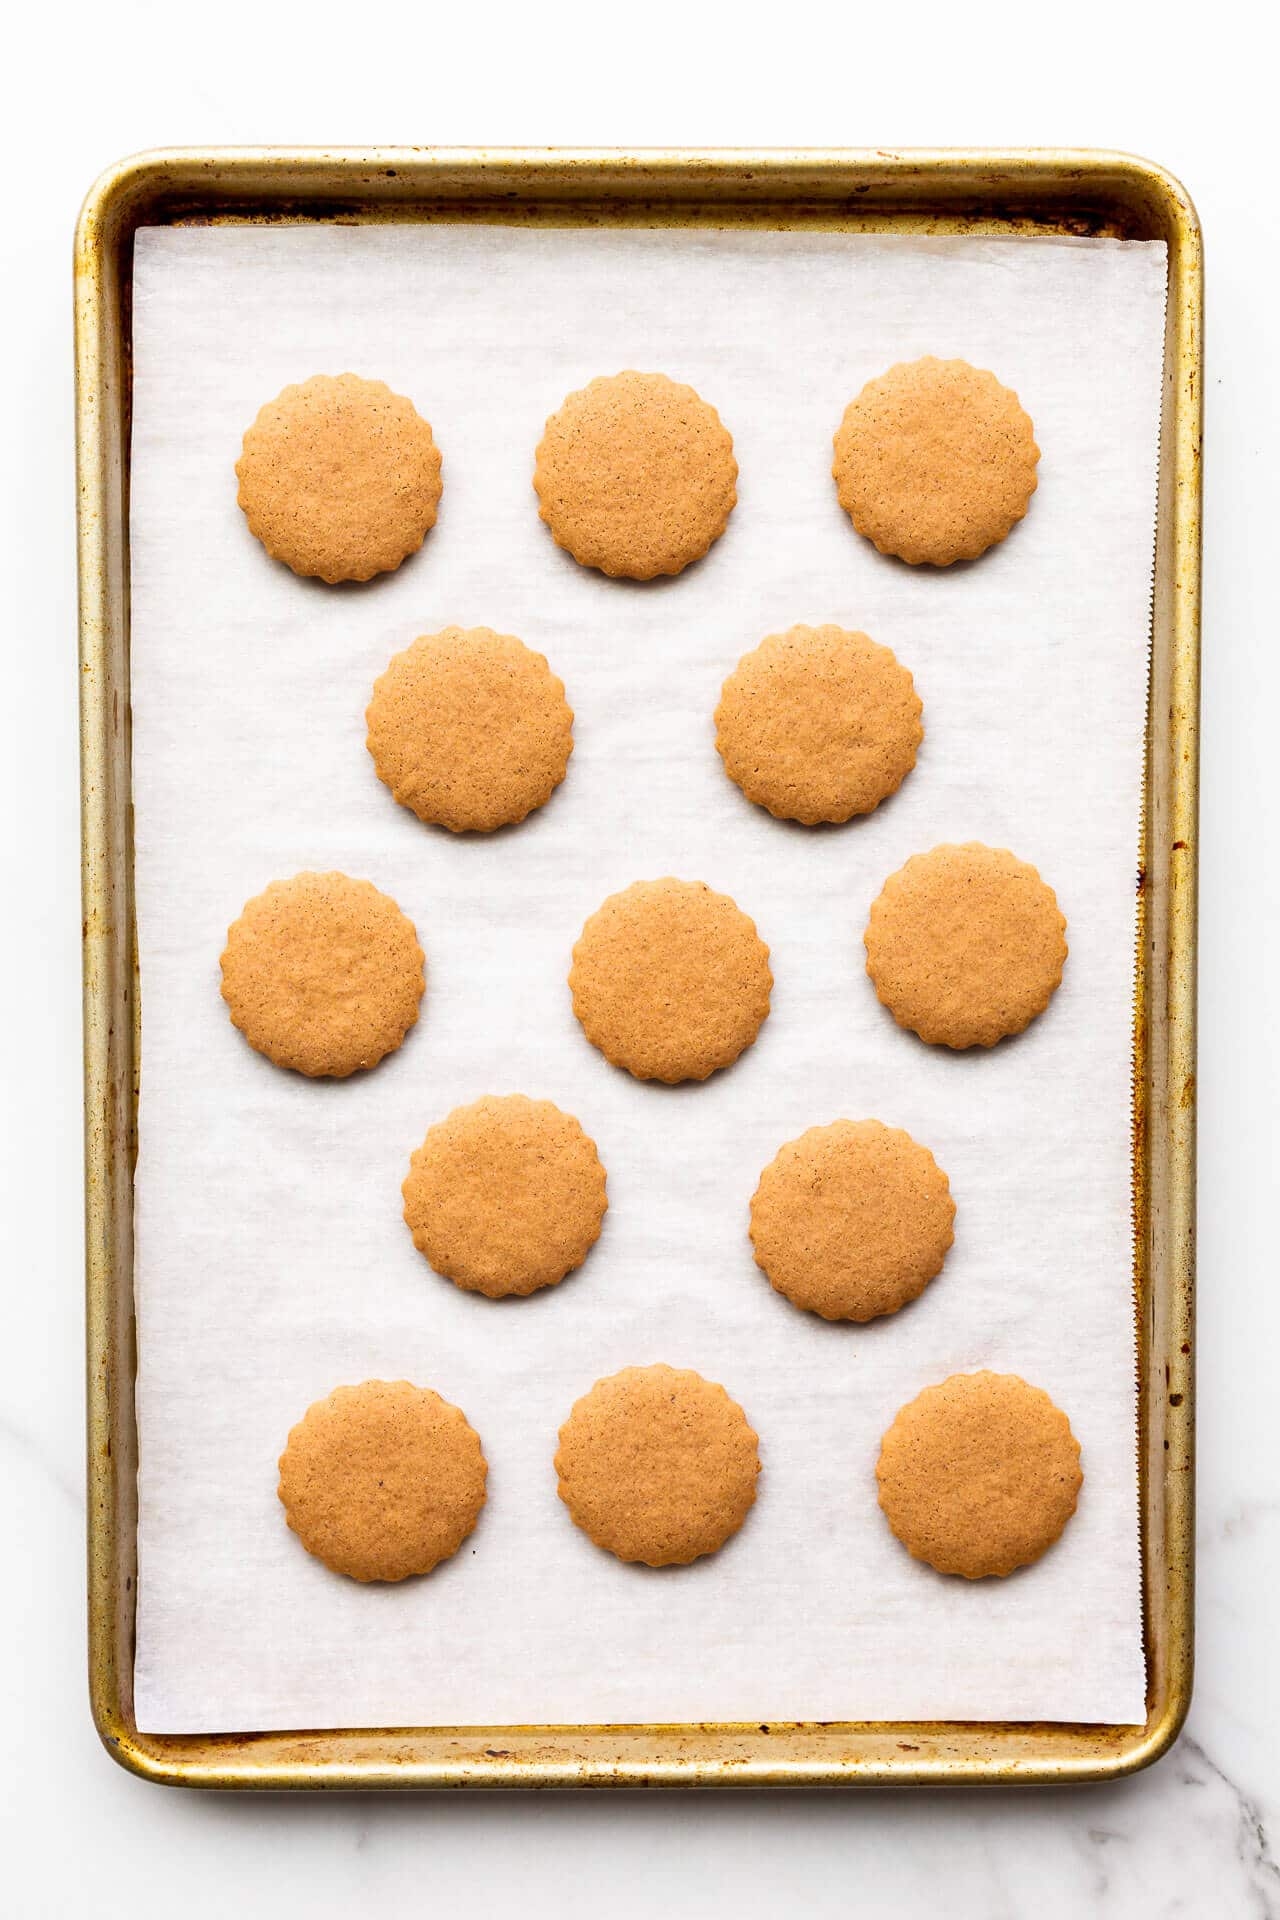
4;43;1278;1920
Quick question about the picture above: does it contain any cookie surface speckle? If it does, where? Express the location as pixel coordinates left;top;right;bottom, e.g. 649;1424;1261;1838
555;1364;761;1566
533;371;737;579
220;871;425;1077
876;1371;1083;1578
402;1094;608;1298
715;623;923;824
366;626;573;833
749;1119;955;1321
277;1380;487;1582
236;372;442;583
569;878;772;1083
864;842;1067;1048
833;357;1039;565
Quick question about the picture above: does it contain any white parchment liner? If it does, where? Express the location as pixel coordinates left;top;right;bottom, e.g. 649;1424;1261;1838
128;224;1165;1731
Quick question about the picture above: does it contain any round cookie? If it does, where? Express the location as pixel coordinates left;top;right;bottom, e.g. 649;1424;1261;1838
220;871;425;1077
749;1119;955;1322
366;627;574;833
715;623;923;824
832;357;1039;566
402;1094;608;1298
569;878;772;1083
555;1364;761;1566
864;842;1067;1049
278;1380;487;1583
533;371;737;579
236;372;443;583
876;1371;1083;1578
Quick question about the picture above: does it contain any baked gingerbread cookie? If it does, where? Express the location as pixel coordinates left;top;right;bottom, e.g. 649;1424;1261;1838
749;1119;955;1322
278;1379;487;1582
555;1364;760;1566
402;1094;608;1298
832;357;1039;565
715;623;923;824
236;373;443;583
220;871;425;1077
864;843;1067;1048
533;371;737;579
366;627;574;833
876;1371;1083;1578
569;878;772;1083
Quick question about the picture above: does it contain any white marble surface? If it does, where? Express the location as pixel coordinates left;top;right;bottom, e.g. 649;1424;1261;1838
3;18;1278;1918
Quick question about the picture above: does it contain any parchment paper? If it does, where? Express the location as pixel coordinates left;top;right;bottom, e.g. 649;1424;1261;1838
128;224;1165;1732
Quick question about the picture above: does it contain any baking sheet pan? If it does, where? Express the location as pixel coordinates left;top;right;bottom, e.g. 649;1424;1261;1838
75;149;1200;1787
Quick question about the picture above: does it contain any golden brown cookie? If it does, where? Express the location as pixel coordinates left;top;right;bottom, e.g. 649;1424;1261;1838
555;1364;760;1566
278;1380;487;1583
715;624;923;824
749;1119;955;1322
876;1371;1083;1578
235;373;443;583
864;843;1067;1049
366;627;574;833
832;357;1039;565
402;1094;608;1299
569;878;772;1083
533;371;737;579
220;871;425;1077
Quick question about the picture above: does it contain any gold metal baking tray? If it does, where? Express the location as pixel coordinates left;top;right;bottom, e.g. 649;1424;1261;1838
76;147;1200;1789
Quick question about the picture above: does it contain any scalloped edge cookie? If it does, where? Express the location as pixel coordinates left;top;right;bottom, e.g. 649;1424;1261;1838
278;1380;487;1582
555;1364;761;1566
236;372;442;583
220;870;425;1077
569;877;772;1083
402;1094;608;1298
366;626;573;833
832;357;1039;565
876;1371;1082;1578
864;843;1067;1048
534;371;737;579
749;1118;955;1321
715;623;923;824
